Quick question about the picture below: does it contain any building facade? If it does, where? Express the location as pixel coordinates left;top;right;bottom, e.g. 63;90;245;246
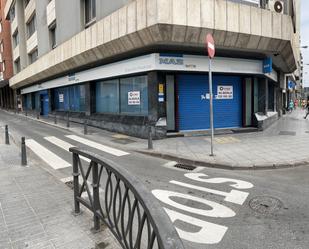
4;0;301;138
0;0;14;109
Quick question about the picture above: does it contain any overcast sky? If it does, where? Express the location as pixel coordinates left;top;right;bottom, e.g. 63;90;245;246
301;0;309;87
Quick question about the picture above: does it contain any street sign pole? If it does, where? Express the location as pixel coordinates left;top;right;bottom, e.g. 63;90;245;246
209;58;214;156
206;33;215;156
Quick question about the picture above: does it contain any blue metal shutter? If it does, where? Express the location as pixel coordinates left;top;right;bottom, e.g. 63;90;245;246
177;74;242;131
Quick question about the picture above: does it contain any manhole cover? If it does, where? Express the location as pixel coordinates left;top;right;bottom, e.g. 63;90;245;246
249;196;283;215
111;138;135;144
173;163;196;171
279;131;296;136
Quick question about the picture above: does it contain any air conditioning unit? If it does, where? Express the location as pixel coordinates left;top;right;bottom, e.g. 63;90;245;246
268;0;284;14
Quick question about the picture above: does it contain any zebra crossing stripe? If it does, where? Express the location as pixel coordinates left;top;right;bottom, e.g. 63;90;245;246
65;135;129;157
44;136;91;162
25;139;71;169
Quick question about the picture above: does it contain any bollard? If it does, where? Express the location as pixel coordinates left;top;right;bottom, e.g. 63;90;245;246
5;125;9;145
66;112;70;128
25;110;28;116
84;119;88;135
148;125;153;150
54;115;57;124
37;111;40;119
21;137;27;166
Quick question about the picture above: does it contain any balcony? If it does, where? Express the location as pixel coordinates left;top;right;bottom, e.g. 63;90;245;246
25;0;35;23
26;31;38;54
46;0;56;27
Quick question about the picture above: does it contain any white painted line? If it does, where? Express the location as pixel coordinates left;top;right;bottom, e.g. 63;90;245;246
44;136;91;162
170;180;249;205
65;135;129;157
25;139;71;169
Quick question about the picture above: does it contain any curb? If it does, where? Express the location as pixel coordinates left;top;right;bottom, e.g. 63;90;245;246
137;150;309;170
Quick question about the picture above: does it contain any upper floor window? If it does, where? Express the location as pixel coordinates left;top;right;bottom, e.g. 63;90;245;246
27;14;36;39
85;0;96;27
29;49;38;64
9;4;15;21
13;31;19;48
24;0;30;8
49;24;56;49
0;22;2;33
14;58;21;73
0;42;3;52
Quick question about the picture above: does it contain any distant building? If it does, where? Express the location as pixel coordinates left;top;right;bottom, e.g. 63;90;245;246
3;0;302;137
0;0;14;109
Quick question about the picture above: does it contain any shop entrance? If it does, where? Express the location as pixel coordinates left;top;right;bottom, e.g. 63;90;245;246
177;74;242;131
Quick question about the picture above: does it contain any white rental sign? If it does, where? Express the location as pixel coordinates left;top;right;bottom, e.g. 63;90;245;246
217;86;233;99
59;93;64;103
128;91;140;105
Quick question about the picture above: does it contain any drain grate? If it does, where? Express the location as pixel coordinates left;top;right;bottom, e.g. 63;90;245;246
279;131;296;136
249;196;283;215
173;163;196;171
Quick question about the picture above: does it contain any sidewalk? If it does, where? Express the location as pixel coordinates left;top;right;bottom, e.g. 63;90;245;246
6;109;309;169
0;133;120;248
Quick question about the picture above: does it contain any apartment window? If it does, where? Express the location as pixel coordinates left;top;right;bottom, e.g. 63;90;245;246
9;5;15;21
49;25;56;49
13;31;19;48
14;58;21;73
2;62;5;72
85;0;96;26
0;22;2;33
27;14;36;38
0;42;3;52
29;49;38;64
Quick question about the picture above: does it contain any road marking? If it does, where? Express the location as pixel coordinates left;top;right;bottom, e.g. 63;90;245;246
152;189;235;218
184;173;254;189
65;135;129;157
164;208;227;244
25;139;71;169
170;180;249;205
44;136;91;162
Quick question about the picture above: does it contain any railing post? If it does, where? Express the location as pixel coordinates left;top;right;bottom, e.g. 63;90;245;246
66;111;70;128
72;152;80;214
148;125;153;150
21;137;27;166
92;161;100;231
5;125;9;145
84;119;88;135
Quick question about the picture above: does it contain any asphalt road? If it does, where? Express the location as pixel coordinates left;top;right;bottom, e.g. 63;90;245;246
0;110;308;249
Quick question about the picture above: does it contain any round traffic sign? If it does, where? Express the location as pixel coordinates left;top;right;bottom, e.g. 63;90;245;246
206;34;215;58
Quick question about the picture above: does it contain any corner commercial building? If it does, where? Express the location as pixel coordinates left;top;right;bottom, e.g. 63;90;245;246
0;0;14;109
4;0;301;138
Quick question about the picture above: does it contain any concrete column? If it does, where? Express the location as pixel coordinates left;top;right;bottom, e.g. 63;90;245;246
265;78;268;115
274;87;277;112
147;71;159;124
85;82;91;116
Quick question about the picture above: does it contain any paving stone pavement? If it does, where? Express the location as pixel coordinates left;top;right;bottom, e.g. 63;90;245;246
140;109;309;169
6;108;309;169
0;136;120;249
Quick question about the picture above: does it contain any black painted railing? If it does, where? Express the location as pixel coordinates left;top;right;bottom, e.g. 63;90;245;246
69;147;184;249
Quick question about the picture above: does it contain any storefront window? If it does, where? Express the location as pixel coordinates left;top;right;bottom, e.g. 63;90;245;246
53;84;85;112
96;79;119;113
120;76;148;115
